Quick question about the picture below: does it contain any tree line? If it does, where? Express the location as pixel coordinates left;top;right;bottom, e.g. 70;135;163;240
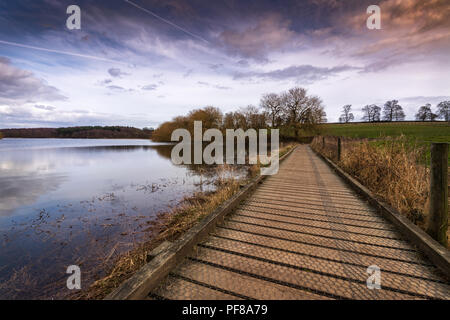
0;126;153;139
339;100;450;123
152;87;327;142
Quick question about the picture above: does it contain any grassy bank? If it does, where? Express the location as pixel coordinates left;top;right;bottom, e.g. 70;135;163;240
73;143;296;299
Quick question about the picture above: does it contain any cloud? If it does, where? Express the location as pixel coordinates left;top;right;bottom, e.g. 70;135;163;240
197;81;231;90
183;69;193;78
106;85;126;91
215;85;231;90
98;79;113;85
104;85;135;94
34;104;56;111
0;57;66;104
218;14;296;61
237;60;249;67
108;68;130;78
209;64;223;70
142;84;158;91
234;64;359;83
339;0;450;70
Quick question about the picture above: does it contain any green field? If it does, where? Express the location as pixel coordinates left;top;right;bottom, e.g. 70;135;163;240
318;122;450;164
319;122;450;143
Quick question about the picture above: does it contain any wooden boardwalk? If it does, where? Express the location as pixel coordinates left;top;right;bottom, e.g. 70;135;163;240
150;145;450;300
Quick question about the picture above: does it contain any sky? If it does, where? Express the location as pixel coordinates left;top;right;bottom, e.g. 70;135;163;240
0;0;449;128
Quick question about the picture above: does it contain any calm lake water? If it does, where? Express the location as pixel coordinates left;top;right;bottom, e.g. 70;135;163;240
0;138;246;299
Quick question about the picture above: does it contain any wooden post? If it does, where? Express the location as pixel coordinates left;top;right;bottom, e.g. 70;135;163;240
322;136;325;149
337;137;342;161
427;143;448;247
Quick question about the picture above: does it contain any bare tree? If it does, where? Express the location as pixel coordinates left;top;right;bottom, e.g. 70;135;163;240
362;105;372;122
393;104;406;121
223;112;236;129
302;95;327;127
339;105;354;123
280;87;326;124
436;101;450;122
372;105;381;122
240;105;267;129
275;87;327;137
362;104;380;122
383;100;404;121
260;93;282;127
188;106;223;129
281;87;309;126
415;104;437;121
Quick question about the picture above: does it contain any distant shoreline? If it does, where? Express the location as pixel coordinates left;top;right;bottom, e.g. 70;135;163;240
0;126;154;139
0;137;152;140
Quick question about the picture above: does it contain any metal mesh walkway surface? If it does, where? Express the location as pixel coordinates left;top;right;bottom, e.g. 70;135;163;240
150;145;450;300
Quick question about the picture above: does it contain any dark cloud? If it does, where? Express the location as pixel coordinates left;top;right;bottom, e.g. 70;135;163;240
107;85;125;90
234;64;359;83
237;60;249;67
108;68;130;78
1;0;446;70
209;64;223;70
0;57;66;104
218;14;295;61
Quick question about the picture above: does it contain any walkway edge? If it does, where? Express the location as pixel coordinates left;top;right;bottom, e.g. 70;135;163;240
311;146;450;279
105;146;298;300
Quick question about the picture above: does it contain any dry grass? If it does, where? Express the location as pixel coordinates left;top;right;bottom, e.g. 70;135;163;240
311;137;430;226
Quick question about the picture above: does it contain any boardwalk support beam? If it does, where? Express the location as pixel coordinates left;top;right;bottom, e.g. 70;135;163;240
427;143;448;247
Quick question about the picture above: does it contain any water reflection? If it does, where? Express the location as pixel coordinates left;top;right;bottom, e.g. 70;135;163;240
0;139;248;299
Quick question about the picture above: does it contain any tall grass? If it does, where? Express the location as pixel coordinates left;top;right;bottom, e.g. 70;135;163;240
311;137;429;226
